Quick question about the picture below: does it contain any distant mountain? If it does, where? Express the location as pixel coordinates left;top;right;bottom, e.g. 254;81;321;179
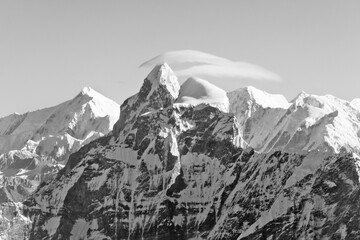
0;87;119;239
0;87;119;158
228;86;360;154
23;64;360;240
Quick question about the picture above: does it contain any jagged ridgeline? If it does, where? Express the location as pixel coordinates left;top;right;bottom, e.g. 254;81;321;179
23;64;360;239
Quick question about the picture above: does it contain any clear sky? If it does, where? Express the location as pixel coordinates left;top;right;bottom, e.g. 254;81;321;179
0;1;359;117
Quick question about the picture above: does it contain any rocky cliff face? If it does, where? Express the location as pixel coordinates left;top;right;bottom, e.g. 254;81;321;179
24;64;360;240
0;87;120;239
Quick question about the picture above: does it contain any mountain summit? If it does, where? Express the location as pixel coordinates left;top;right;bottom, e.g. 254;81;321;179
0;87;120;238
113;63;180;135
0;87;119;157
228;86;360;154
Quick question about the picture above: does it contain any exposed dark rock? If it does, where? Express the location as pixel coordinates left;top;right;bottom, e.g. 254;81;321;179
20;65;360;240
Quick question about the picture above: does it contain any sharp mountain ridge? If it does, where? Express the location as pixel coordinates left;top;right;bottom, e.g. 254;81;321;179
19;63;360;240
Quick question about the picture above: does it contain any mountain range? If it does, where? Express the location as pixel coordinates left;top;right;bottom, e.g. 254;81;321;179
2;63;360;239
228;85;360;154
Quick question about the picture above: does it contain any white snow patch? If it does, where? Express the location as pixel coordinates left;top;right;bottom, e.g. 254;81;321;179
353;152;360;160
324;180;337;188
353;153;360;183
15;169;30;176
285;151;326;188
105;147;138;166
338;224;347;239
172;214;185;227
168;131;181;185
42;216;61;237
70;218;90;240
87;168;111;191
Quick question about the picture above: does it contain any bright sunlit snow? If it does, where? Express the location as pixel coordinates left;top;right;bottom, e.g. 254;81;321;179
175;77;229;112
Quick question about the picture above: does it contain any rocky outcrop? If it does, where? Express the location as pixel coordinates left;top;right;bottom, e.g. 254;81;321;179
24;64;360;240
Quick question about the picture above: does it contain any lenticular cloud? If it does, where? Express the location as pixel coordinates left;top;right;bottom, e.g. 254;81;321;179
140;50;281;82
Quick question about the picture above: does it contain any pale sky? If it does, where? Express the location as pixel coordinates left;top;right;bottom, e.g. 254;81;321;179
0;1;359;117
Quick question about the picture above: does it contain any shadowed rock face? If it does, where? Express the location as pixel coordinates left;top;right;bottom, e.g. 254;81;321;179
23;65;360;240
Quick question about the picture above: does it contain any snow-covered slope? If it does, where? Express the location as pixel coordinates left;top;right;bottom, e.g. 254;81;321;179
23;64;360;240
0;87;119;187
229;86;290;110
176;77;229;112
351;98;360;110
228;87;360;154
0;85;120;184
228;87;290;150
0;87;120;236
0;87;119;158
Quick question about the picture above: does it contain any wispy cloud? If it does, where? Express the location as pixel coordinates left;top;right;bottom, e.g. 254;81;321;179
140;50;281;82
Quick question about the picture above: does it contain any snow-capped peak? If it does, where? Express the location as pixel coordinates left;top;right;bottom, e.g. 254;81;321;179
78;86;111;102
290;91;309;104
80;86;95;95
175;77;229;112
113;63;180;135
0;87;120;156
228;86;290;109
291;91;351;113
146;63;180;99
228;85;360;154
245;86;290;109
